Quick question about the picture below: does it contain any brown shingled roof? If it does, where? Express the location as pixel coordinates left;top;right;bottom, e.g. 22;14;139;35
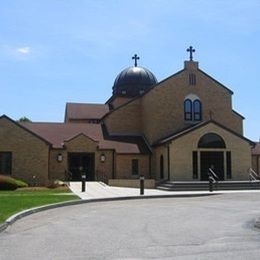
65;103;109;120
20;122;150;154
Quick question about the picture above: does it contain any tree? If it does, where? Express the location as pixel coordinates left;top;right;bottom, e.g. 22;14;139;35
18;117;31;122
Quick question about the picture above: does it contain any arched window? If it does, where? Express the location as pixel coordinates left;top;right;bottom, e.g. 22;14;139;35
184;99;192;121
184;95;202;122
198;133;226;148
160;155;164;179
193;99;202;121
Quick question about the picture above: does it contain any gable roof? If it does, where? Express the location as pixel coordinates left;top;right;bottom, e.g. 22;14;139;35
232;109;245;120
65;103;109;121
154;120;254;146
20;121;150;154
0;114;51;146
198;69;233;95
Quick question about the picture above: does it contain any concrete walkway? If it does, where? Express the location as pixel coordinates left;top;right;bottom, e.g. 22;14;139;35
68;181;260;200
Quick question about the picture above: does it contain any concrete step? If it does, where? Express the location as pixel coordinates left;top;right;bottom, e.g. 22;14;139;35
156;181;260;191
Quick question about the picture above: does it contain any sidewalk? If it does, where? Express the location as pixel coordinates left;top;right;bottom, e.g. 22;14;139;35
68;181;260;200
69;181;205;199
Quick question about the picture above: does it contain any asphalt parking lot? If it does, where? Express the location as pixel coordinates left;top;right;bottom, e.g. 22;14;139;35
1;192;260;259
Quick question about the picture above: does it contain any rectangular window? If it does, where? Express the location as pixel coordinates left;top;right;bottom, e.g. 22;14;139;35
192;151;198;179
0;152;12;175
132;159;139;176
226;152;232;179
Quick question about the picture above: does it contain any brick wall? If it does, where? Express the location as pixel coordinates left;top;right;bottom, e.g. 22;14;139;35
110;96;132;109
104;98;142;135
49;134;114;181
115;154;150;179
0;117;49;185
164;122;252;181
141;62;243;144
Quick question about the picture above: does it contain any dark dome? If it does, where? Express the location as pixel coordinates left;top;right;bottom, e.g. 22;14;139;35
112;66;158;97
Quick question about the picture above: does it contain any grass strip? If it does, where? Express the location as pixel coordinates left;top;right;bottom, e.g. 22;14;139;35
0;188;79;223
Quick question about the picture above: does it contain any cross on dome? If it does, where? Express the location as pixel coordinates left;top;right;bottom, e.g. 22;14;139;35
186;46;195;61
132;54;140;67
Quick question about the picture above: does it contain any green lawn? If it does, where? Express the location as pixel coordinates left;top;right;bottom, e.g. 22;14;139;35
0;188;79;223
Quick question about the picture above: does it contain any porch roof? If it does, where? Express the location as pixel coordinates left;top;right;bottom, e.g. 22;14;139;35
20;122;150;154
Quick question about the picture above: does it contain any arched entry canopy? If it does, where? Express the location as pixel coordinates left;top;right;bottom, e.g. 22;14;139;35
198;133;226;148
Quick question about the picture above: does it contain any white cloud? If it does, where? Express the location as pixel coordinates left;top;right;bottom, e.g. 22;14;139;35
17;46;31;54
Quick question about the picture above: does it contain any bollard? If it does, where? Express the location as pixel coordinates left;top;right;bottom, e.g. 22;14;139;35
81;174;86;192
140;175;144;195
209;176;214;192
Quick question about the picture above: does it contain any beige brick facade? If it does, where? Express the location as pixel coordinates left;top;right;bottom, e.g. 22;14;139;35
165;123;252;181
49;134;114;182
142;62;243;144
115;154;150;179
0;59;254;186
109;96;132;109
104;98;142;135
0;117;49;185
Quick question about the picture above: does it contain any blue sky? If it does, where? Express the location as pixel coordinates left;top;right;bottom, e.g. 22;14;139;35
0;0;259;140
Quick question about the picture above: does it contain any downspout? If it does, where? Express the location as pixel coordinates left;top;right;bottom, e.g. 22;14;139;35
257;155;259;175
112;150;115;179
149;154;152;179
47;145;51;181
167;143;170;181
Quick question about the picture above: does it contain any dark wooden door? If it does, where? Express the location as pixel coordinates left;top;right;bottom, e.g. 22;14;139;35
200;152;224;181
68;153;95;181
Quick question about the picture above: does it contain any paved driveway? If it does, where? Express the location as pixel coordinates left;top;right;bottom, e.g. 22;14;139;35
1;192;260;259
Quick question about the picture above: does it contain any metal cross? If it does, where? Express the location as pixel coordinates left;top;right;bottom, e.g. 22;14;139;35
132;54;140;67
186;46;195;61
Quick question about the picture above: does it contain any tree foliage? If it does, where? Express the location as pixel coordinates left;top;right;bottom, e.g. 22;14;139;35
18;117;31;122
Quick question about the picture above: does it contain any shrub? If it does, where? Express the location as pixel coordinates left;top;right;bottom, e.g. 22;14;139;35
47;179;66;189
0;175;28;190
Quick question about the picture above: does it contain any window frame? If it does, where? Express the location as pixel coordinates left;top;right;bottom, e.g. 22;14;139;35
0;152;12;175
132;159;139;176
184;99;193;121
193;99;202;121
198;133;226;148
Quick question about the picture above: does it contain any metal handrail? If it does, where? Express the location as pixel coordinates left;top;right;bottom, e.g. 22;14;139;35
65;170;73;185
208;168;219;183
95;171;108;184
248;168;259;182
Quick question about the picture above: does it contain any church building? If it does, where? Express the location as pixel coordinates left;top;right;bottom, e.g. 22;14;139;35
0;47;255;186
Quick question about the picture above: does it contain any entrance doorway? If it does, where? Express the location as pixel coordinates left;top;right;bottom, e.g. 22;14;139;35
68;153;95;181
200;152;224;181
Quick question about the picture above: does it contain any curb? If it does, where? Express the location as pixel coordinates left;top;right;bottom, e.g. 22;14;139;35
0;192;218;233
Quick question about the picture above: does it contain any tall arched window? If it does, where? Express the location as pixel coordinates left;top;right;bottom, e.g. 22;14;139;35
184;99;192;120
193;99;202;121
184;95;202;122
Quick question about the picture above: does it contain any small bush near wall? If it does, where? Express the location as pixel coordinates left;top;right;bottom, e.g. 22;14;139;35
0;175;28;190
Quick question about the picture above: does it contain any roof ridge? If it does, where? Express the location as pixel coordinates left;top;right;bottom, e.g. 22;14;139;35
66;102;107;106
